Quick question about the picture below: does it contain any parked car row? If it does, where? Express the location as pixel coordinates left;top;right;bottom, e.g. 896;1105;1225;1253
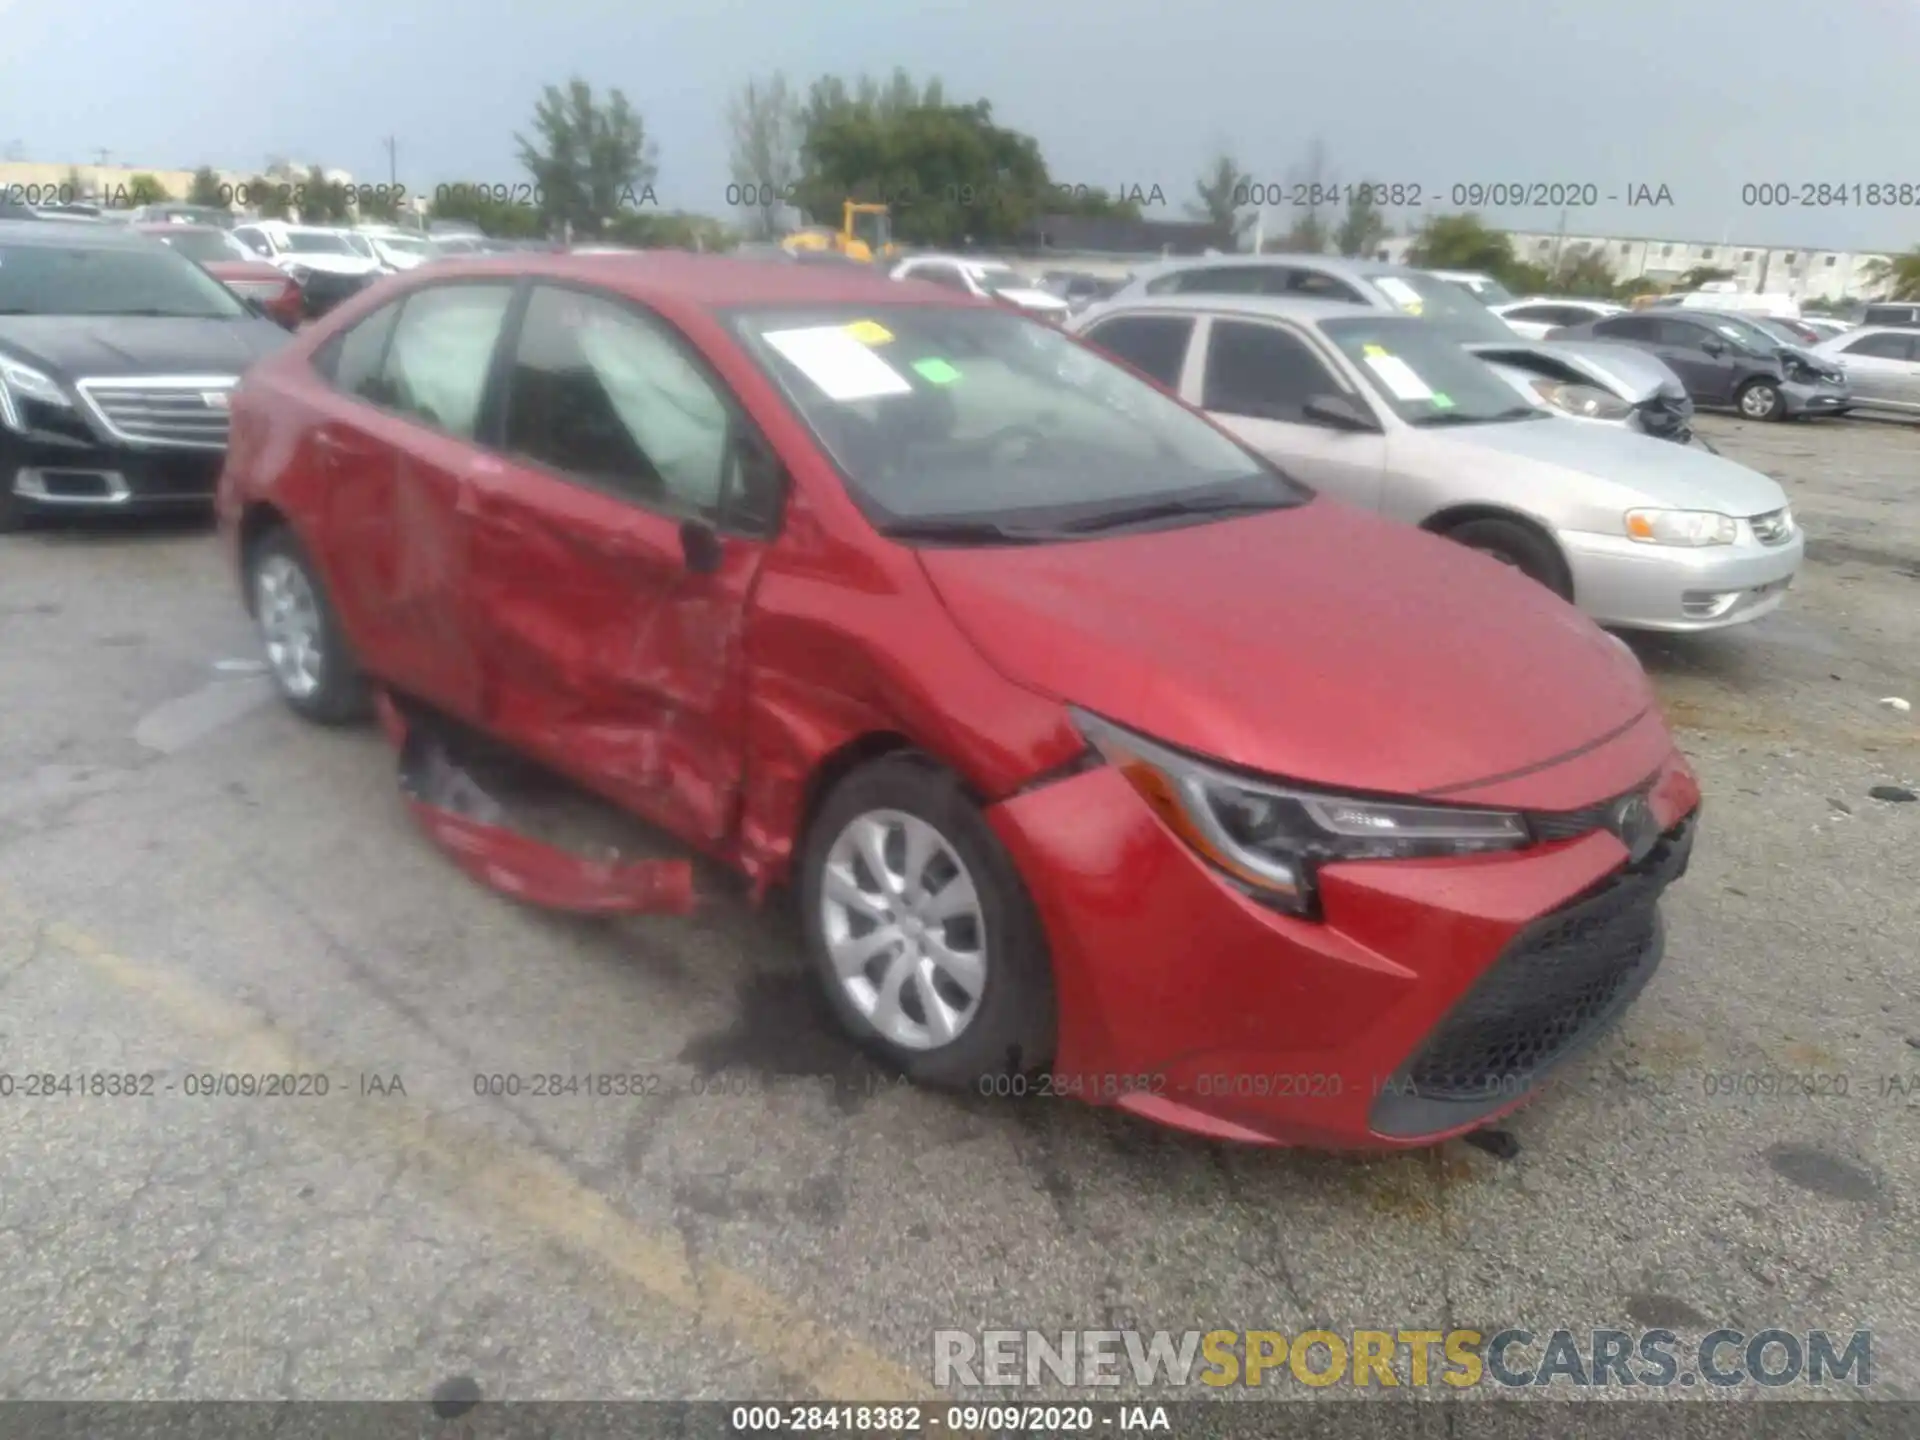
205;248;1706;1150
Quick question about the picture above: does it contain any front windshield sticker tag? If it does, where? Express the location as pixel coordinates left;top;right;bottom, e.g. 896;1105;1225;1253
1362;343;1388;358
911;357;961;384
845;319;894;346
1430;392;1456;409
1375;276;1425;313
762;325;912;402
1362;352;1435;402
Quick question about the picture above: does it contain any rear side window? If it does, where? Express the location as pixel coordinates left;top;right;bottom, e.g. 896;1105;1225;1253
379;284;515;438
1594;315;1658;341
1862;305;1919;327
1167;266;1269;295
1080;314;1194;389
315;300;403;399
1843;332;1915;359
502;284;734;521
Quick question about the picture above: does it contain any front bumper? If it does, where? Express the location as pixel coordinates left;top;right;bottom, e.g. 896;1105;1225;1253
986;740;1700;1149
1557;524;1804;632
3;432;224;511
1780;377;1852;416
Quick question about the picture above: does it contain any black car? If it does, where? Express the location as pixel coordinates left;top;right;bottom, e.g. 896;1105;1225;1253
0;219;290;530
1546;309;1851;422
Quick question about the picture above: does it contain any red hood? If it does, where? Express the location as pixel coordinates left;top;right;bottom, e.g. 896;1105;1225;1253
916;497;1655;800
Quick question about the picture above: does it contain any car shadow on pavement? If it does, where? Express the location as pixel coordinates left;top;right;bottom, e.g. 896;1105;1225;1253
8;510;216;544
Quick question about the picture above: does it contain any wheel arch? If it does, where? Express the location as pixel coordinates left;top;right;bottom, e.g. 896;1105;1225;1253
236;500;293;614
1419;503;1575;599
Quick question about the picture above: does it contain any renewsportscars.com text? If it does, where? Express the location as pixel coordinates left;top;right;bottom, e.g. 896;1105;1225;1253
933;1327;1872;1389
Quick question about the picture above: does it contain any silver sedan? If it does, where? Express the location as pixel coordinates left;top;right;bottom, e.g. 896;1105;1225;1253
1813;326;1920;416
1069;295;1804;633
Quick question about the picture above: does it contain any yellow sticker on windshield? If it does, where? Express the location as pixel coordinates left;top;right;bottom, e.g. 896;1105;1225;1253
1362;344;1388;358
845;320;894;346
1403;302;1424;315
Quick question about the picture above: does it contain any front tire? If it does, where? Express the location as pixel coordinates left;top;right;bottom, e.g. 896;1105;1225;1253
246;526;370;725
798;755;1056;1088
1442;517;1573;601
1737;378;1785;421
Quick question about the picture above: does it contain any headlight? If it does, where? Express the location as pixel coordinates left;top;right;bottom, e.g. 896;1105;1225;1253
284;263;312;284
1072;708;1529;918
1624;508;1737;546
1530;378;1633;422
0;353;74;432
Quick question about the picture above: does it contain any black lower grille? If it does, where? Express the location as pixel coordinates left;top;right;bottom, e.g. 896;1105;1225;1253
1388;817;1694;1111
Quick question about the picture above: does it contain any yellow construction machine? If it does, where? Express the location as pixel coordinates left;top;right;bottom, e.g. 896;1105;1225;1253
781;201;898;264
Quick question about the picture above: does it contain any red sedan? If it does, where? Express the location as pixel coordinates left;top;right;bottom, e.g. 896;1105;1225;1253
216;253;1700;1150
138;223;303;329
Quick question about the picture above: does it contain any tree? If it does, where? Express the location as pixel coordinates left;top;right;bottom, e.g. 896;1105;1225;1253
1553;244;1620;299
1614;275;1664;301
1187;153;1252;248
1404;213;1518;275
187;167;225;207
357;187;403;223
126;173;172;207
245;175;291;220
727;73;802;240
1269;137;1333;254
426;187;547;238
63;166;86;202
516;77;659;238
1861;248;1920;301
1673;265;1734;291
301;165;350;224
1333;185;1388;258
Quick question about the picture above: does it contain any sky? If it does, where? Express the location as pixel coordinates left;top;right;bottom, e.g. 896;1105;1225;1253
3;0;1918;254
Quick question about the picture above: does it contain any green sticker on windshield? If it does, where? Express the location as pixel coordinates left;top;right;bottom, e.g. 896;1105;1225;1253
1430;392;1455;409
912;357;961;384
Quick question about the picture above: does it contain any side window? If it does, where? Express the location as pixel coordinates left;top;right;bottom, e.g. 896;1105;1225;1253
502;285;733;520
315;300;403;399
1507;305;1558;323
1081;314;1195;389
1172;267;1269;295
909;264;971;292
1655;320;1716;350
1844;332;1910;359
1594;315;1656;341
233;227;268;256
1202;320;1342;424
378;283;515;438
1281;270;1368;302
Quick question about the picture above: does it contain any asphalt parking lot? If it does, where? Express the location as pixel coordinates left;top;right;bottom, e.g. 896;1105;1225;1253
0;412;1915;1414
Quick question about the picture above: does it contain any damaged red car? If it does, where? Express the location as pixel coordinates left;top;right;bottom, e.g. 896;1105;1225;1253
216;253;1700;1149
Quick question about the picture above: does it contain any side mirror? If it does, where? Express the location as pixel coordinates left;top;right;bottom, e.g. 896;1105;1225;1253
1303;393;1376;432
1700;339;1726;357
680;518;723;575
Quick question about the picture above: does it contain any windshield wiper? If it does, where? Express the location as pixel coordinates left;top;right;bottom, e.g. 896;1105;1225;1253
1414;405;1548;427
1053;491;1291;534
881;518;1062;545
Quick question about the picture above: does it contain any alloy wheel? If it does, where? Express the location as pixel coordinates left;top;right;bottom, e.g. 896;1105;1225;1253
1740;384;1780;419
254;554;324;699
818;808;988;1051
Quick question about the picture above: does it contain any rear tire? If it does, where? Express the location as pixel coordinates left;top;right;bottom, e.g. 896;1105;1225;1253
798;755;1056;1089
246;526;370;725
1442;517;1573;601
1736;378;1785;421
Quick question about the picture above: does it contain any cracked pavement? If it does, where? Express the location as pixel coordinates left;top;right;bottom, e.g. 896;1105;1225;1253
0;413;1914;1410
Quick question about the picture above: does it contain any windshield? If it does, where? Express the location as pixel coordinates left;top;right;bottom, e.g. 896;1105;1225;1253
285;231;355;255
731;304;1308;532
1444;274;1519;307
374;234;430;257
973;268;1039;295
0;240;248;318
1366;270;1519;344
1320;315;1548;427
1702;316;1780;353
153;229;249;264
849;210;891;249
1742;317;1803;347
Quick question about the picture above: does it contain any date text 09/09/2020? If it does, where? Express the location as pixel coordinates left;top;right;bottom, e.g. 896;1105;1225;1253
433;182;659;209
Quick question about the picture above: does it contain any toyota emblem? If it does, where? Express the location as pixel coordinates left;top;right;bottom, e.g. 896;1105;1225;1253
1612;795;1658;863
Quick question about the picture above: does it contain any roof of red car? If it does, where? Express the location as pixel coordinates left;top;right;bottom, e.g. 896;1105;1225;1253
423;250;975;309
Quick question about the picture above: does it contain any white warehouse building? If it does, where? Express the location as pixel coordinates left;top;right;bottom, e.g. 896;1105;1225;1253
1373;229;1894;303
